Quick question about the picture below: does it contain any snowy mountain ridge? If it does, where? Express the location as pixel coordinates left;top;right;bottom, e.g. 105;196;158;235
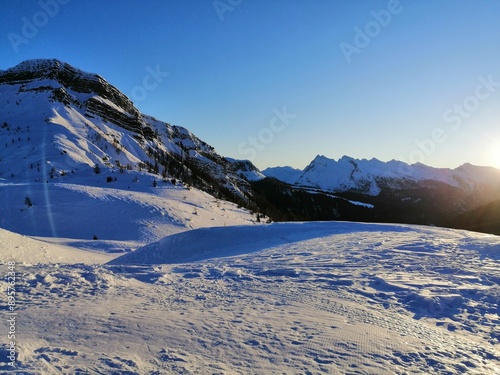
0;59;265;242
0;58;256;188
264;154;500;196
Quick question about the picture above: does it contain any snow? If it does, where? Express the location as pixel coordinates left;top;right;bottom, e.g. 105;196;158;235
301;186;375;208
0;178;258;243
2;59;103;88
2;59;500;374
2;221;500;374
108;222;353;265
266;154;500;196
262;165;303;182
0;61;257;213
346;199;374;208
225;157;266;181
0;228;111;265
0;61;261;245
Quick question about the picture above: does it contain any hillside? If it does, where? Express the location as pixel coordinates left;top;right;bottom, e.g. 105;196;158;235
0;59;266;243
447;199;500;235
262;155;500;232
0;227;112;264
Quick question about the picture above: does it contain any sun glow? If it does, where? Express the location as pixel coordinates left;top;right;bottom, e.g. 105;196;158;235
487;142;500;169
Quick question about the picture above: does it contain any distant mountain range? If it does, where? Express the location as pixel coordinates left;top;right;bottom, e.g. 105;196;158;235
263;154;500;196
262;155;500;232
1;59;500;237
262;155;500;231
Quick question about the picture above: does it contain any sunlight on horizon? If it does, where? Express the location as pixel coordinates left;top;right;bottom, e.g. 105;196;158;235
486;141;500;169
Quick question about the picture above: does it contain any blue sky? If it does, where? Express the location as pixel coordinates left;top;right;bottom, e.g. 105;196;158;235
1;0;500;170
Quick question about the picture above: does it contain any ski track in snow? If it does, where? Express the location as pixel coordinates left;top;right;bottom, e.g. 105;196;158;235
1;222;499;374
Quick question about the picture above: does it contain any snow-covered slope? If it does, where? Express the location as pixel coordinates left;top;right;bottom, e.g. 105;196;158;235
0;59;264;242
261;165;302;182
108;222;348;265
0;59;256;192
225;157;265;181
0;227;112;264
0;176;258;244
4;222;500;374
264;154;500;196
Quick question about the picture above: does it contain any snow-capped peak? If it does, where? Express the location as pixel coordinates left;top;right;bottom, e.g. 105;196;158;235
264;154;500;196
1;59;139;120
261;165;302;182
3;58;100;82
0;59;262;213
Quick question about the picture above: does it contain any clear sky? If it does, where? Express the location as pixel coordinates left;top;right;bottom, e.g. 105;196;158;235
1;0;500;170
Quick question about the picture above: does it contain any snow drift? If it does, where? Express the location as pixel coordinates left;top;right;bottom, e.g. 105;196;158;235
7;221;500;374
107;221;411;265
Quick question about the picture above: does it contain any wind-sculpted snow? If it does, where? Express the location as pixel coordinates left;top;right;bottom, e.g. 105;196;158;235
0;227;112;264
108;222;414;265
4;222;500;374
